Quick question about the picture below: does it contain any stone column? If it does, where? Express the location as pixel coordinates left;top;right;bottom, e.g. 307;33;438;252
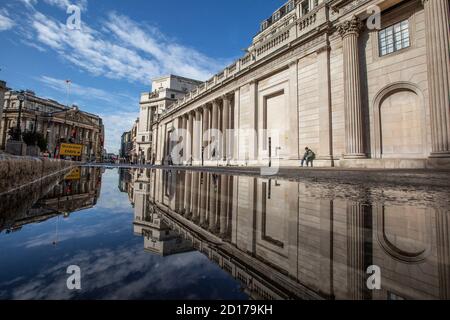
209;174;218;232
184;171;192;216
202;106;210;162
423;0;450;158
338;17;366;159
199;172;207;226
346;200;370;300
179;116;186;164
187;112;193;165
194;109;202;164
211;100;220;160
222;95;231;163
436;209;450;299
179;171;186;214
226;175;234;238
318;43;333;163
191;172;200;221
175;171;183;213
233;89;240;162
219;174;229;235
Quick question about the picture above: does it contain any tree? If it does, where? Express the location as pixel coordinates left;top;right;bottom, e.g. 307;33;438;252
22;132;48;152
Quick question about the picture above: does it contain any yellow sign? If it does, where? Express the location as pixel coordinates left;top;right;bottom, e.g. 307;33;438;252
64;168;81;180
60;143;83;157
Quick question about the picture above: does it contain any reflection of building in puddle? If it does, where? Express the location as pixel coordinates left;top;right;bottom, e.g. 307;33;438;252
129;168;450;300
118;168;135;207
128;168;193;256
0;167;103;233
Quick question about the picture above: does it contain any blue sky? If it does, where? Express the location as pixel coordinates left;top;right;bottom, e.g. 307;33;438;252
0;0;285;153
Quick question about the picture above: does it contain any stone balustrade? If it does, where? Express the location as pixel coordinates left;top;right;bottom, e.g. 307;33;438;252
160;4;329;120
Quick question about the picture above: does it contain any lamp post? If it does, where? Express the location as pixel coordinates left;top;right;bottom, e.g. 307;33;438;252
16;91;25;141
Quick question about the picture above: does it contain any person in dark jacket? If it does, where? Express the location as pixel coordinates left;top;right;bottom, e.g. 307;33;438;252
301;147;315;167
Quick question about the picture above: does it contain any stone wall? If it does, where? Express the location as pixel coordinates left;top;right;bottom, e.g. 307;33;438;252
0;154;75;195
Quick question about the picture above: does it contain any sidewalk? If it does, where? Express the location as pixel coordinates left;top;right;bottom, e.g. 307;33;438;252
87;163;450;188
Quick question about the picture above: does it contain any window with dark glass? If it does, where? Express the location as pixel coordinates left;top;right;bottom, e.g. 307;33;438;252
301;0;310;15
379;19;410;56
286;1;295;13
272;10;281;22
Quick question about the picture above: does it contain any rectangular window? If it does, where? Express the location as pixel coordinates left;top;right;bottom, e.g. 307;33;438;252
301;0;310;15
379;19;410;56
260;20;269;31
272;11;281;22
286;1;295;12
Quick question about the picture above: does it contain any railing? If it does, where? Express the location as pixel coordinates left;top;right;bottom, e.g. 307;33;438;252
162;4;329;118
256;29;290;57
298;12;317;33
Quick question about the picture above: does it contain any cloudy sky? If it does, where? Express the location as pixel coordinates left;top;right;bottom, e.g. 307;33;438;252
0;0;283;153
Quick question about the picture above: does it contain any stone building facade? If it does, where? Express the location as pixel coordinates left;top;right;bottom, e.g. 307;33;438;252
0;80;8;123
120;130;132;162
137;75;202;164
130;118;139;163
0;90;104;162
151;0;450;169
0;80;8;126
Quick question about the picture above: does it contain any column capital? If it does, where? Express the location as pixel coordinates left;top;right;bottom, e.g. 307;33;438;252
212;98;221;107
221;93;233;102
337;16;363;38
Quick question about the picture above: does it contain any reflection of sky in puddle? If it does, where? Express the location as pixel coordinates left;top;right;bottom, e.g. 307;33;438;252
0;169;247;300
1;167;450;300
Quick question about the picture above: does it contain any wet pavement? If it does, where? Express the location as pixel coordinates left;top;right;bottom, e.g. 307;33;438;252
0;166;449;300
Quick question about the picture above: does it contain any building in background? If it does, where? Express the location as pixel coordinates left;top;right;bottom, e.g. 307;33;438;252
134;75;202;164
120;131;132;163
151;0;450;169
0;90;104;162
0;81;8;128
130;118;139;164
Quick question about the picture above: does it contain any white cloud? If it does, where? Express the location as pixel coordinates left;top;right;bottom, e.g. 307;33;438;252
39;75;130;105
18;0;87;11
43;0;88;11
0;9;15;31
25;8;226;84
13;2;231;154
99;112;139;154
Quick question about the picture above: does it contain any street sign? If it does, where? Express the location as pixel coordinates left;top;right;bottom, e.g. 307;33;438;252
64;167;81;180
60;143;83;157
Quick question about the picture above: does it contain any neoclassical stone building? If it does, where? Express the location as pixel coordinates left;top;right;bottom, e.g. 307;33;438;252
138;75;202;164
0;90;105;161
150;0;449;169
0;80;8;125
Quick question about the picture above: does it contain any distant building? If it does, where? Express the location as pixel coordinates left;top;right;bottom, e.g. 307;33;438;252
120;131;132;162
0;80;8;128
0;90;104;162
137;75;202;164
130;118;139;164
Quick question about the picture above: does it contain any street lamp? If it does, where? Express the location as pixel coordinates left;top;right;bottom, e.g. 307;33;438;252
15;91;25;141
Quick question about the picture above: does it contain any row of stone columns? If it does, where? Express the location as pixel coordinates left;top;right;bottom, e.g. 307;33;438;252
175;171;233;237
339;4;450;159
174;94;234;165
